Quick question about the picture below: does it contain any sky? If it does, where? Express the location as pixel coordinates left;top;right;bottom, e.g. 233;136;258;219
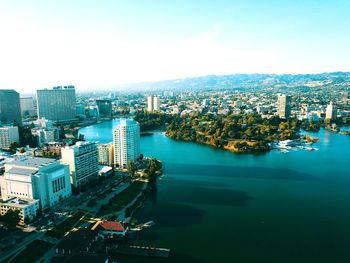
0;0;350;92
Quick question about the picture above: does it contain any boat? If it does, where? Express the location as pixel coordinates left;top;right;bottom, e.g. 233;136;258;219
130;221;155;231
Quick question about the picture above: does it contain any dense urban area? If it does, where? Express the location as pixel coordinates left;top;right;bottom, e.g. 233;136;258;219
1;72;350;262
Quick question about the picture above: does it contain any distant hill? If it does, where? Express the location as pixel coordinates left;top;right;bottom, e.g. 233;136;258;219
119;72;350;91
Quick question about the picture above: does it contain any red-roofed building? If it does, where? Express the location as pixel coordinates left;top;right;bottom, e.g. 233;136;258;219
93;220;129;237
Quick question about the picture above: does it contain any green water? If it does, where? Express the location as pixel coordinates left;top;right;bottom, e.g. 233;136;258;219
80;121;350;263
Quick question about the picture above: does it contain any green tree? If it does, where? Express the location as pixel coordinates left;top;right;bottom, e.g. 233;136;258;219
127;160;137;176
1;209;21;229
9;142;20;153
19;147;26;153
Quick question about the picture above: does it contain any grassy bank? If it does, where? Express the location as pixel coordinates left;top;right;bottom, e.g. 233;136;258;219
97;181;145;217
46;212;84;238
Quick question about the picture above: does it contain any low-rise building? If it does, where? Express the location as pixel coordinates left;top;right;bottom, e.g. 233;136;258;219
32;128;60;147
0;197;39;224
0;157;72;209
92;220;129;237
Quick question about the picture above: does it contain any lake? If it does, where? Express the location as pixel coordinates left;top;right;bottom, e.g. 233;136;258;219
80;120;350;263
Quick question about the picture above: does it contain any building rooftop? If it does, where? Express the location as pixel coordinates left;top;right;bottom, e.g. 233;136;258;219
117;118;139;127
8;157;56;168
6;167;38;176
0;197;39;208
99;221;125;232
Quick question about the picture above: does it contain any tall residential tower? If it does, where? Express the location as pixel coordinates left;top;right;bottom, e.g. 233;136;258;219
147;95;160;112
277;94;292;119
113;119;140;168
326;101;337;120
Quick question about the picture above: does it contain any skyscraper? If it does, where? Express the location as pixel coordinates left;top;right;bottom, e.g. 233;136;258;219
96;99;112;117
147;95;154;112
147;95;161;112
277;94;292;119
0;89;22;126
20;97;36;116
153;96;160;111
326;101;337;120
36;86;76;122
113;119;140;168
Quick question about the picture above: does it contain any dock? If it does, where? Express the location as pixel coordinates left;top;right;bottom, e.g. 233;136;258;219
110;244;170;258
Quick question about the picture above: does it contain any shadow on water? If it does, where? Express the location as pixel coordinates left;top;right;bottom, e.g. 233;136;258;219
165;163;318;181
112;252;211;263
135;178;254;229
159;183;254;207
149;203;205;227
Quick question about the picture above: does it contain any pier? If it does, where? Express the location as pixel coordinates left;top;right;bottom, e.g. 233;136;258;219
109;244;170;258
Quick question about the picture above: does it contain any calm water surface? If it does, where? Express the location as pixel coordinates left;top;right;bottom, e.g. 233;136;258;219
80;120;350;263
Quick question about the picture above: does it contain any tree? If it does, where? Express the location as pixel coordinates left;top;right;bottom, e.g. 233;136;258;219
1;209;21;229
137;153;144;162
78;134;85;141
19;147;26;153
9;142;20;153
127;160;137;176
145;158;162;191
24;216;31;225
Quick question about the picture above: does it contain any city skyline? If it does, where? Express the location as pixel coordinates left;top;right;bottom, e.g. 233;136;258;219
1;0;350;92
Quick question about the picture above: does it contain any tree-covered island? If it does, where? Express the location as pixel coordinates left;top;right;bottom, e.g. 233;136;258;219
165;113;313;153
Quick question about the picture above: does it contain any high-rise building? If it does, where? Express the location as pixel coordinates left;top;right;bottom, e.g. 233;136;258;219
96;99;112;117
0;157;72;209
0;126;19;149
36;86;76;122
97;143;114;166
153;96;160;111
113;119;140;168
61;142;99;188
147;95;154;112
326;101;337;120
277;94;292;119
20;97;36;117
0;89;22;126
85;106;100;118
147;95;161;112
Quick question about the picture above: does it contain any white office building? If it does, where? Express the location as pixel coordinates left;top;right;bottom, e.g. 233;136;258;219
36;86;76;122
0;197;40;224
31;118;59;147
0;157;72;209
113;119;140;168
61;142;99;188
0;126;19;149
32;128;60;147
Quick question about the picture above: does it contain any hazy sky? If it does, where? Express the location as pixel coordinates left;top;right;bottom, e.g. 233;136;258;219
0;0;349;92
